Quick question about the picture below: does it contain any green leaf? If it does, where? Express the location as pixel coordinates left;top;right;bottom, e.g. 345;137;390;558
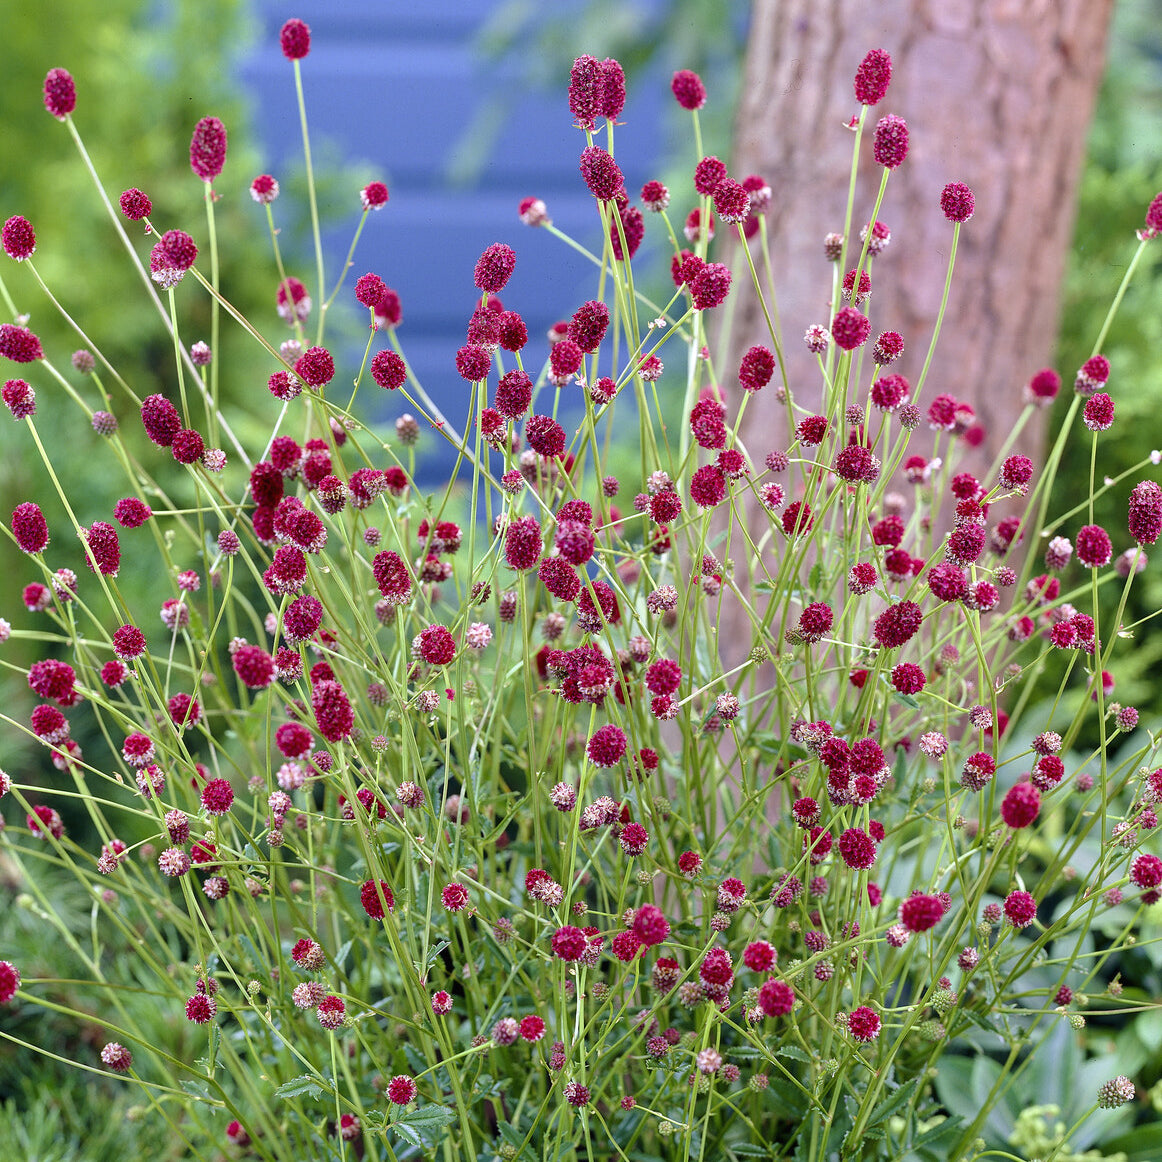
395;1104;456;1130
867;1074;922;1129
389;1121;422;1149
1104;1123;1162;1162
775;1044;812;1063
179;1080;211;1101
893;691;921;710
273;1074;326;1100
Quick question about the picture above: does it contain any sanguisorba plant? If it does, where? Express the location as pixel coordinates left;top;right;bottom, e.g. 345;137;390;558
2;20;1162;1162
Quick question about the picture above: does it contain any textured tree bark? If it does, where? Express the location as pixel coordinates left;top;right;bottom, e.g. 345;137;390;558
718;0;1115;656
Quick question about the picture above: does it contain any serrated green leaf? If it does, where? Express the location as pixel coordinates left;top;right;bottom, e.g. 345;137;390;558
867;1074;921;1129
395;1104;456;1130
273;1074;326;1100
893;691;921;709
775;1044;812;1063
389;1121;423;1149
180;1080;211;1100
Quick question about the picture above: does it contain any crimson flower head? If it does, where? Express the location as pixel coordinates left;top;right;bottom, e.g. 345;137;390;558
0;961;21;1004
600;57;625;119
189;116;227;182
294;346;335;387
473;242;516;293
579;145;623;202
360;181;389;211
899;894;944;933
386;1075;417;1106
1128;480;1162;545
853;49;891;105
1076;523;1112;568
82;522;121;576
671;68;706;110
568;55;604;131
2;216;35;261
1144;191;1162;236
940;181;975;223
873;114;909;168
201;778;234;816
12;502;49;553
280;18;311;60
632;904;670;947
0;324;44;363
119;188;152;221
43;68;76;118
848;1006;882;1042
160;230;198;271
1003;889;1037;928
250;174;279;204
759;979;795;1016
3;379;35;420
832;307;871;350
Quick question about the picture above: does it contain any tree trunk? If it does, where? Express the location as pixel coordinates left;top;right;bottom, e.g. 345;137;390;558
717;0;1115;664
727;0;1114;469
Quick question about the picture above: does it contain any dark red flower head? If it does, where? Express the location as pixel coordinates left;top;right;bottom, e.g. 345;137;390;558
473;243;516;294
160;230;198;271
280;18;311;60
600;57;625;119
2;379;35;420
1128;480;1162;546
43;68;76;118
831;307;871;350
0;324;44;363
853;49;891;105
12;502;49;553
360;181;389;210
294;346;335;387
370;349;406;390
873;115;909;169
940;182;975;223
189;116;227;182
568;55;604;131
579;146;623;202
83;522;121;576
140;394;181;447
119;188;152;221
671;69;706;110
2;216;36;261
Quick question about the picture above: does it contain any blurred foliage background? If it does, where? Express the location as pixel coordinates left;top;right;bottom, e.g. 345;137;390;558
2;0;1162;1153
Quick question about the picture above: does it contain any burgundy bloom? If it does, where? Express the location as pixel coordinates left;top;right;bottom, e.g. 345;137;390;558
671;69;706;110
873;115;908;168
568;55;605;131
871;372;909;411
119;188;152;221
0;324;44;363
1025;367;1060;406
495;368;533;418
549;339;583;380
294;346;335;387
283;594;323;644
417;624;456;665
504;515;542;570
838;827;877;870
999;454;1034;494
83;522;121;576
1128;480;1162;545
160;230;197;271
853;49;892;105
891;663;925;695
1083;393;1115;431
848;1006;881;1042
369;349;406;391
690;464;726;508
316;995;345;1029
600;58;625;119
940;182;975;223
372;550;413;604
250;174;279;204
525;414;566;457
587;724;627;767
694;155;727;196
873;601;922;649
579;145;623;202
1000;782;1040;829
185;994;217;1024
1131;853;1162;889
782;500;814;537
798;602;834;643
201;779;234;816
43;68;76;118
360;879;394;919
112;624;147;660
632;904;670;947
927;562;967;603
831;307;871;350
738;345;775;392
280;18;311;59
1076;524;1112;568
354;272;387;310
1003;890;1037;929
690;263;732;310
171;428;205;465
360;181;389;210
386;1075;417;1106
12;502;49;553
232;644;274;689
899;893;944;933
473;243;516;294
2;216;36;261
568;300;609;354
834;444;880;484
312;679;354;742
551;925;588;961
1;378;34;420
872;330;904;365
714;178;750;224
758;979;795;1016
189;116;227;182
